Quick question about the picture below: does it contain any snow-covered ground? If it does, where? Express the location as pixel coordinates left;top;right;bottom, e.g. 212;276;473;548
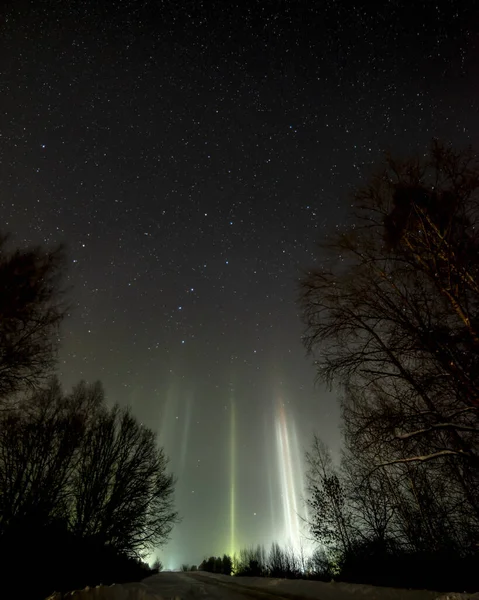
45;572;479;600
184;571;477;600
45;582;166;599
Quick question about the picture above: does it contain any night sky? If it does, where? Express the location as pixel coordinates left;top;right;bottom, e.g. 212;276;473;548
1;0;478;567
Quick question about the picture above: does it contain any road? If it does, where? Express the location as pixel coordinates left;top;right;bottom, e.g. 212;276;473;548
142;571;289;599
141;571;445;600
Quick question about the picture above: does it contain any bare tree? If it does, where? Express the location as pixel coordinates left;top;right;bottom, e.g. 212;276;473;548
0;378;178;559
71;402;179;557
343;396;461;553
152;558;163;573
0;378;87;532
340;440;397;548
0;235;67;402
298;141;479;571
299;142;479;507
305;435;354;556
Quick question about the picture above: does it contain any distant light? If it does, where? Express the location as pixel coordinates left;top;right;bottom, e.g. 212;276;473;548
181;340;185;344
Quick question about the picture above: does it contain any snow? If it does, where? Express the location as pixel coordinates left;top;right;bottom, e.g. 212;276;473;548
187;571;479;600
44;573;479;600
45;582;166;599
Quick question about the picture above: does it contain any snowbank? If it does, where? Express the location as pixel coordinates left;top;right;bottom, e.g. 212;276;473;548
434;596;479;600
45;582;166;600
44;574;479;600
187;571;479;600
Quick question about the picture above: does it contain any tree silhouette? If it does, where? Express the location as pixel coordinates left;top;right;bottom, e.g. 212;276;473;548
152;558;163;573
198;554;233;575
0;379;178;597
0;379;95;534
0;235;66;402
71;398;178;556
222;554;233;576
205;556;215;572
300;141;479;590
305;436;353;555
214;556;222;573
299;141;479;483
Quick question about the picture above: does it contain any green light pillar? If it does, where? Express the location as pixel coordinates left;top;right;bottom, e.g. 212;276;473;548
229;394;236;558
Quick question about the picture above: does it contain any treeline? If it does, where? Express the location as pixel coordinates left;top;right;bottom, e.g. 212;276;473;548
198;554;233;575
300;142;479;593
230;544;316;579
0;237;178;599
196;543;343;580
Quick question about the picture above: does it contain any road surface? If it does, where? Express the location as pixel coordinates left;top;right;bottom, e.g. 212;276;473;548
44;572;464;600
142;571;279;599
141;571;446;600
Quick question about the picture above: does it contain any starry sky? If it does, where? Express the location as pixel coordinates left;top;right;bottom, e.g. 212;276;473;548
1;0;478;567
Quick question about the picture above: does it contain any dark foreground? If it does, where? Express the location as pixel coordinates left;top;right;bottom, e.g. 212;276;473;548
141;571;450;600
143;571;262;599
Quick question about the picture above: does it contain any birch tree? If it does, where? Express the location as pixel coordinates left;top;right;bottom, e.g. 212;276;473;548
299;141;479;544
